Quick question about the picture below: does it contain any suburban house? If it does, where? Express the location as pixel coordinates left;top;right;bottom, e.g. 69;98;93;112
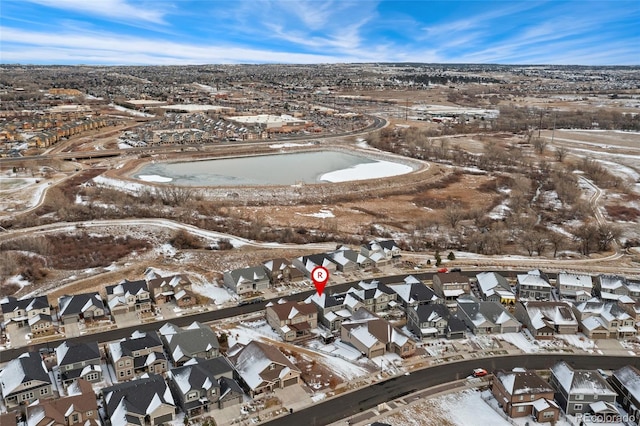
223;266;270;295
593;274;630;300
360;239;401;263
608;365;640;421
101;374;176;426
147;274;197;307
266;300;318;342
432;272;470;308
228;340;301;397
549;361;617;416
262;258;304;284
1;295;50;334
55;341;102;387
347;280;398;313
0;352;53;409
292;253;338;277
160;322;220;366
456;296;522;335
492;369;559;423
105;279;152;318
476;272;516;304
340;309;416;358
26;379;99;426
516;270;553;301
387;276;441;309
572;298;636;339
167;357;243;416
617;296;640;327
58;292;106;325
557;272;594;301
108;330;167;381
406;303;467;339
27;313;55;338
332;246;375;269
307;292;354;331
514;301;579;339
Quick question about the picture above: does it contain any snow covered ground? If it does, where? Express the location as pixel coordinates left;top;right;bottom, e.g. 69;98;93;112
384;389;574;426
137;174;173;183
320;160;413;182
191;281;236;305
296;208;335;218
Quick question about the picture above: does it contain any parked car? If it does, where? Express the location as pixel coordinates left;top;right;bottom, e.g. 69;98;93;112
473;368;488;377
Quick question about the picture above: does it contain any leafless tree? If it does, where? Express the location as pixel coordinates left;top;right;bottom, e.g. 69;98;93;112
547;231;568;258
554;146;568;162
444;203;464;229
573;223;599;255
596;224;621;251
531;136;548;155
157;186;197;206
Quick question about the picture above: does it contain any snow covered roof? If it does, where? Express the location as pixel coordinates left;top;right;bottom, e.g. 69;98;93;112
523;302;577;329
517;273;551;288
612;366;640;403
102;374;174;421
229;341;300;391
551;362;616;396
0;352;50;396
558;273;593;290
349;325;380;349
496;370;554;395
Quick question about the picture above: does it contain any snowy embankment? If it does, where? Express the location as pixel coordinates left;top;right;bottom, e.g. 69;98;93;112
320;160;413;182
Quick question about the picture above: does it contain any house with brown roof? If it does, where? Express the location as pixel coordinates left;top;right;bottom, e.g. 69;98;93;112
266;300;317;342
262;258;304;284
341;309;416;359
514;301;579;340
147;274;197;307
227;340;301;397
432;272;470;308
26;379;99;426
492;369;559;423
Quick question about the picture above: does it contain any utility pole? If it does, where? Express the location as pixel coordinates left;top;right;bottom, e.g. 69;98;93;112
551;113;557;145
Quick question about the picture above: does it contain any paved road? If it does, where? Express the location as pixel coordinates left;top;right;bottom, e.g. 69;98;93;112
265;354;640;426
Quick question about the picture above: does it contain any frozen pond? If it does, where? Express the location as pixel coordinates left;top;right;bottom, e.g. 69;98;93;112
133;150;414;186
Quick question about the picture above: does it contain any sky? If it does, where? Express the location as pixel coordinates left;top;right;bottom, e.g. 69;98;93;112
1;0;639;65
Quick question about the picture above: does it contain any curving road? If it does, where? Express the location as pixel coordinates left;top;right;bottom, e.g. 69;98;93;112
264;354;640;426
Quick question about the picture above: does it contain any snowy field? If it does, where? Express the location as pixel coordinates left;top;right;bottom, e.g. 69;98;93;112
383;390;575;426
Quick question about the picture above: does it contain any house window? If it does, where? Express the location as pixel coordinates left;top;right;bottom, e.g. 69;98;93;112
40;388;48;395
86;411;93;417
574;404;583;411
519;395;524;401
543;411;555;418
86;372;99;381
187;391;199;401
22;392;34;401
517;406;525;412
118;361;124;367
594;394;598;400
575;394;584;400
269;364;276;370
72;414;79;423
119;371;125;377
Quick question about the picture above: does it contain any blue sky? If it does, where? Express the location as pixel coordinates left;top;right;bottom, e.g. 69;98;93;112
1;0;638;65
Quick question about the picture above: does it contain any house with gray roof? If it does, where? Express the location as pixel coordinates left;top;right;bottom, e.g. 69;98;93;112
1;296;50;334
608;365;640;421
407;303;466;339
58;292;106;325
101;374;175;426
557;272;594;301
223;266;270;295
105;279;152;318
573;298;636;339
167;356;242;416
292;253;338;278
361;239;401;263
516;270;552;301
476;272;516;305
456;296;521;335
160;322;220;366
55;341;102;387
262;258;304;284
593;274;630;300
108;331;167;382
387;275;441;309
549;361;617;416
433;272;470;308
0;352;53;409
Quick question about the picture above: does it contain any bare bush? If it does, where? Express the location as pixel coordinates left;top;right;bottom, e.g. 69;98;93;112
170;229;203;250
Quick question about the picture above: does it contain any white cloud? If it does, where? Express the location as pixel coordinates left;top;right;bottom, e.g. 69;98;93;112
25;0;167;24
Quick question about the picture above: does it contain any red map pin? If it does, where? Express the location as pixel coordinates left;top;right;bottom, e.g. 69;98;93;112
311;266;329;296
